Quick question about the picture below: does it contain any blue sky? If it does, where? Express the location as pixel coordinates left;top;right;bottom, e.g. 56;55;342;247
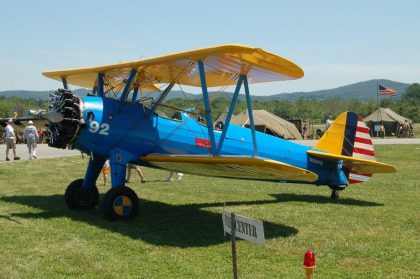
1;0;419;95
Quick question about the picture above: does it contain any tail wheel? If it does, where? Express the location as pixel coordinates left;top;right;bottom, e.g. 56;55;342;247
331;189;340;200
103;186;139;221
65;179;99;209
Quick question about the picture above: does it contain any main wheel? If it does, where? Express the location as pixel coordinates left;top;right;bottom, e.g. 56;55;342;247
103;186;139;221
65;179;99;209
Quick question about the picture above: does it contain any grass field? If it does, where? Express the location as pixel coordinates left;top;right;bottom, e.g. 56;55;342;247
0;145;419;278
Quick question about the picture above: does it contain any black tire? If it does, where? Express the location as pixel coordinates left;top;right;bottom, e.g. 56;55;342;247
103;186;139;221
65;179;99;210
331;189;340;200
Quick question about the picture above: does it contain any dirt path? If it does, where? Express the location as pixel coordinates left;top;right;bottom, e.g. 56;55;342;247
0;144;81;163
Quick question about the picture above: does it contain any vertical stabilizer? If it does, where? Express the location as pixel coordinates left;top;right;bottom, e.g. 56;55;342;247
9;104;24;118
314;112;374;184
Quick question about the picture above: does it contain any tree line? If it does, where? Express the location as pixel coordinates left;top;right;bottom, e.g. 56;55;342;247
1;83;419;123
0;96;48;118
166;83;420;123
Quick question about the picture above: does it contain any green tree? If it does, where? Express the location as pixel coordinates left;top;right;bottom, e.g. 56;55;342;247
402;83;420;103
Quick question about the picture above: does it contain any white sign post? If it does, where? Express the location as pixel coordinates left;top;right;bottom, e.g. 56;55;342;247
222;209;265;279
222;209;265;246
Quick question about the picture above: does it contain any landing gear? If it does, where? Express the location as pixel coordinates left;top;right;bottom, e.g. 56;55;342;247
331;189;340;200
103;186;139;221
329;185;345;200
65;179;99;209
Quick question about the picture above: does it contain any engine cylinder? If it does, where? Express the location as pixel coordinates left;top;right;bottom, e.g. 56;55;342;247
48;89;82;149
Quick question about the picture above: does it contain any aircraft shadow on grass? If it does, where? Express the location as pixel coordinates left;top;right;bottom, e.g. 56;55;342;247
0;214;22;224
0;195;297;248
268;193;384;207
0;193;382;248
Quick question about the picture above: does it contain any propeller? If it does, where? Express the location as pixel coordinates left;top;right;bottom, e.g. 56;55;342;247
39;111;64;123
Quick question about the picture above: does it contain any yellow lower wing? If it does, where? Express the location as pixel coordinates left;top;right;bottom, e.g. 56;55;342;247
140;154;318;182
307;150;396;173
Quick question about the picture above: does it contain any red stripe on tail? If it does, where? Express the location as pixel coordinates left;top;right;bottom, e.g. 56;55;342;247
356;126;370;134
348;115;375;184
353;148;375;157
355;137;373;145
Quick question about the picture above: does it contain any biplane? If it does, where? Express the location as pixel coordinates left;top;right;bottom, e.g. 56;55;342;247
0;104;50;135
41;44;396;221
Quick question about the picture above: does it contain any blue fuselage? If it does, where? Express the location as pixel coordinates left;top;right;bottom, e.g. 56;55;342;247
73;97;343;186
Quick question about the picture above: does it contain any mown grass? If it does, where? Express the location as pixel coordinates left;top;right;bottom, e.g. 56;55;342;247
0;145;419;278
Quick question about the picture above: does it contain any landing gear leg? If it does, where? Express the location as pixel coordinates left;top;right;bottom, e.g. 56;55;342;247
103;157;139;221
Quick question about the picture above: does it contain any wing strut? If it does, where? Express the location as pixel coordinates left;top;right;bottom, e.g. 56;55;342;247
214;74;258;157
216;75;244;154
97;73;104;97
244;76;258;156
198;60;217;155
132;84;139;101
61;78;68;89
117;69;137;113
151;81;176;113
119;69;137;103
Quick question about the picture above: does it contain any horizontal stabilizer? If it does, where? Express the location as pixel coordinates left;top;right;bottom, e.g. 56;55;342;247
141;154;318;182
307;150;396;174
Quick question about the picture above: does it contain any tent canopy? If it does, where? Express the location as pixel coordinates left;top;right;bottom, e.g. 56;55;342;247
364;108;410;123
364;107;411;136
218;109;302;140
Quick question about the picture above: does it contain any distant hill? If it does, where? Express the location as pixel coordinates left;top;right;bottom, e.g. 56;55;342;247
0;89;91;100
258;79;410;101
0;79;410;101
212;79;410;101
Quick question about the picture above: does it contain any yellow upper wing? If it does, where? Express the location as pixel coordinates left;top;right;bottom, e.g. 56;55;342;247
140;154;317;182
43;44;304;89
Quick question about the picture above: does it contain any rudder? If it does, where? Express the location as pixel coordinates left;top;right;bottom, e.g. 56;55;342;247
315;112;374;184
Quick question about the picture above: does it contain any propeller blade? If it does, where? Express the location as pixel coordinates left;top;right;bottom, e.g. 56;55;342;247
41;111;64;123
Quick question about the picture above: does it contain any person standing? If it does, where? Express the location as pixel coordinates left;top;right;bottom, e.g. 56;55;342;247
4;119;20;161
126;164;146;183
168;171;184;182
380;123;386;138
23;120;39;160
402;120;409;138
102;159;110;186
325;116;333;130
37;129;43;143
